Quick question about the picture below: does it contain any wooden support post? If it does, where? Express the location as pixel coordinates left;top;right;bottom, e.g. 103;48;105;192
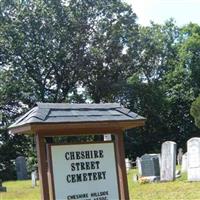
115;132;129;200
36;134;50;200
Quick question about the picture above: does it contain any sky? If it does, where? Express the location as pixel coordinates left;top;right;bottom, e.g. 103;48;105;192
125;0;200;26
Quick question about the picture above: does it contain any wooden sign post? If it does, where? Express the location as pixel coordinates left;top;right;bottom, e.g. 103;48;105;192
9;103;145;200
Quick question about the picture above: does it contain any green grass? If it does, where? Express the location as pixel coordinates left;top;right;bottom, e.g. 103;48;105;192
0;180;40;200
128;168;200;200
2;168;200;200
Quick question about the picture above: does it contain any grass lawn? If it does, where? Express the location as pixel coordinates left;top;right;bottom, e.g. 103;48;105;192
128;169;200;200
2;168;200;200
0;181;40;200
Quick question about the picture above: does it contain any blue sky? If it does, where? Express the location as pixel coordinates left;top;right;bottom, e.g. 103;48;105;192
125;0;200;26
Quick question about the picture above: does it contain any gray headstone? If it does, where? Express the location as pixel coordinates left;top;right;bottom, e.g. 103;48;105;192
160;141;177;181
177;148;183;165
149;153;161;167
187;138;200;181
140;154;160;177
15;156;28;180
181;152;187;173
0;180;7;192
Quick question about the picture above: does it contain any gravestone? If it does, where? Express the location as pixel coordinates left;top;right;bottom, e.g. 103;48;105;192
15;156;28;180
160;141;176;181
31;171;37;187
187;138;200;181
181;152;187;173
149;153;161;167
177;148;183;165
0;180;7;192
125;158;132;171
140;154;160;177
136;157;142;176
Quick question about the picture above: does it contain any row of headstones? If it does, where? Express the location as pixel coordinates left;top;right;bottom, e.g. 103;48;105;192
136;141;176;181
132;137;200;182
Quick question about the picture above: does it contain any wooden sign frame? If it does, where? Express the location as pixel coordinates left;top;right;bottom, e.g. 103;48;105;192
36;131;129;200
47;141;120;200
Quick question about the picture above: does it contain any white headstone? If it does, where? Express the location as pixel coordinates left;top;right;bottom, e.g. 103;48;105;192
187;138;200;181
160;141;177;181
31;171;37;187
181;152;187;173
136;157;142;176
125;158;132;171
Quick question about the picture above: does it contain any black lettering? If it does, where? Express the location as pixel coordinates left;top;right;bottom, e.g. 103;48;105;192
102;171;106;179
81;162;85;170
70;152;75;160
90;150;93;158
99;150;104;158
90;161;95;169
85;162;90;170
93;172;98;180
94;151;98;158
71;163;75;171
81;151;85;159
85;151;90;158
97;172;103;180
76;152;81;159
71;174;76;183
96;161;100;169
83;173;87;181
75;162;80;171
76;174;82;182
88;173;93;180
65;152;70;160
66;175;71;183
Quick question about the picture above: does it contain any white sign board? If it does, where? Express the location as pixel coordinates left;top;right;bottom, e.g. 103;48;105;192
49;142;119;200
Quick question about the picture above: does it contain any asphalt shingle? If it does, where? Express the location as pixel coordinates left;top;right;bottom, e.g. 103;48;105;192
9;102;145;129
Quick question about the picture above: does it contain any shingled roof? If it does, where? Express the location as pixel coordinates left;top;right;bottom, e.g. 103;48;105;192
9;103;145;134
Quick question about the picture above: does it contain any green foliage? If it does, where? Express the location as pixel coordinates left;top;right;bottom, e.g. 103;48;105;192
191;96;200;128
0;0;138;180
122;21;199;157
1;0;200;180
0;0;138;104
0;128;32;181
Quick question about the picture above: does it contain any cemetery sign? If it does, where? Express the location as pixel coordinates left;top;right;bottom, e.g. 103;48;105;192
48;142;119;200
9;103;145;200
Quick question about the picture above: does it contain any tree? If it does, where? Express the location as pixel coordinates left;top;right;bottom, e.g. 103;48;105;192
1;0;138;104
0;0;139;179
179;23;200;97
121;21;199;157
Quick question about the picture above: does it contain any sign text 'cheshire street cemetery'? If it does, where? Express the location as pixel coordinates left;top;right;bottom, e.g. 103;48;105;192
49;142;119;200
